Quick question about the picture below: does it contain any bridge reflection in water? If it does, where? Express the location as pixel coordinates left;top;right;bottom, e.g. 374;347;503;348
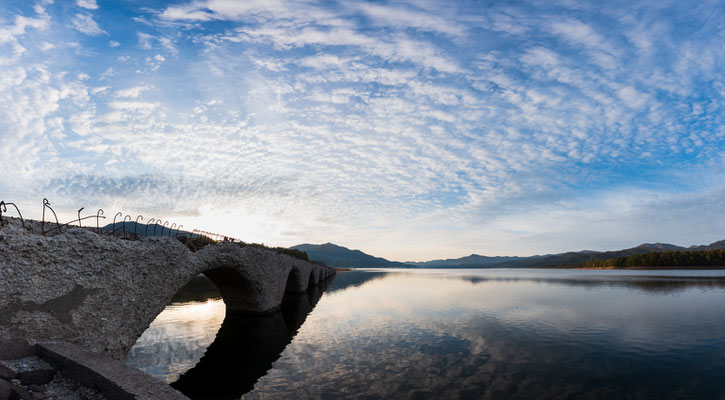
126;275;331;400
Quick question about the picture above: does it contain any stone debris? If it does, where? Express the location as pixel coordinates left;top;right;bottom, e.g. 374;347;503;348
0;365;15;381
17;370;56;386
0;357;107;400
0;379;12;400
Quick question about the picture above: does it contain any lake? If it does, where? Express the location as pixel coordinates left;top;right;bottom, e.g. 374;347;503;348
125;268;725;399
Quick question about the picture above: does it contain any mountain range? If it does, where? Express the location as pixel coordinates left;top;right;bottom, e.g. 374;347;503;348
101;222;725;269
292;240;725;269
291;243;409;268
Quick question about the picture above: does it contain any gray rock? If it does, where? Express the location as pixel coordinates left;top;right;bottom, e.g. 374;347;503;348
0;379;11;400
8;383;32;400
17;370;55;386
26;385;44;393
0;365;15;381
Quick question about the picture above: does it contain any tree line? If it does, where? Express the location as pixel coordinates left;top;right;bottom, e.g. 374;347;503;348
178;235;311;262
585;249;725;268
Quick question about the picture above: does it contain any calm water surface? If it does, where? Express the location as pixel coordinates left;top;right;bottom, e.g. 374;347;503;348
125;269;725;399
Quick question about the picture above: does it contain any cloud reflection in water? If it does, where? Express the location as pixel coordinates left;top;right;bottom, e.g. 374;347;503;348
125;299;226;384
245;269;725;399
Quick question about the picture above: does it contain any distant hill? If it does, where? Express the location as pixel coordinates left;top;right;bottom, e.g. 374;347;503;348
290;243;410;268
293;240;725;269
407;254;524;268
102;221;190;237
690;240;725;250
489;243;690;268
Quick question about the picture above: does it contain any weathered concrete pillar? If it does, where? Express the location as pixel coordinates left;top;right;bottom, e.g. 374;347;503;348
284;259;314;294
309;267;321;287
197;243;293;314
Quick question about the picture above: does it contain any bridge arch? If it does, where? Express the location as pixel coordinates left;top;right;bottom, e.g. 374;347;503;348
284;259;315;294
0;225;335;360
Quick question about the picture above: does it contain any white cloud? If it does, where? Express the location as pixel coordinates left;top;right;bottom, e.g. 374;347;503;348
76;0;99;10
233;26;461;73
107;100;157;111
137;32;153;49
72;14;105;36
137;33;176;54
0;12;50;63
616;86;650;110
146;54;165;71
99;67;114;79
114;86;150;98
158;37;177;53
109;40;120;47
161;0;298;22
520;47;561;68
353;3;465;36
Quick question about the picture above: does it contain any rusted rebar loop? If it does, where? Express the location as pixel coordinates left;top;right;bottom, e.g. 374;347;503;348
123;215;131;239
192;229;199;240
42;198;61;236
162;221;169;237
44;215;107;235
175;225;183;238
146;218;155;236
153;219;161;236
0;201;26;228
96;209;104;234
111;212;123;237
77;207;85;228
169;223;176;237
135;215;143;239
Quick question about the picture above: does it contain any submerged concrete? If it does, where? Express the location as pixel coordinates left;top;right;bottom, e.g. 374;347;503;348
38;341;187;400
0;220;334;360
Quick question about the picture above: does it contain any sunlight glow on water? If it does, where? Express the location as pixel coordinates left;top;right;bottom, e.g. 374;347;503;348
125;299;226;383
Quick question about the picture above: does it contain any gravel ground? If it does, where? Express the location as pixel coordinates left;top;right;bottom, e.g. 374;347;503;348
0;356;107;400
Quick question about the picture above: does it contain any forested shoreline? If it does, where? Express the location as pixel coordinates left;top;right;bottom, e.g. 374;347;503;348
584;249;725;268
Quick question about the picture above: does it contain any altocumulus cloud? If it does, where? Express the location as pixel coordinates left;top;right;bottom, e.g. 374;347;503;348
0;0;724;260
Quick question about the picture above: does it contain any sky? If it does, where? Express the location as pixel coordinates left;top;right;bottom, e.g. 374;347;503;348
1;0;724;261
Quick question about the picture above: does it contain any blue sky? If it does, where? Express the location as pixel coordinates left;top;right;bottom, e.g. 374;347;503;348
1;0;724;261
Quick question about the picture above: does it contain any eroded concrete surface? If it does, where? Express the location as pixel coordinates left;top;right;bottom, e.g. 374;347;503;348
0;220;334;361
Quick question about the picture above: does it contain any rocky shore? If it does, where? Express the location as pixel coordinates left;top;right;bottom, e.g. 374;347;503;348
0;356;105;400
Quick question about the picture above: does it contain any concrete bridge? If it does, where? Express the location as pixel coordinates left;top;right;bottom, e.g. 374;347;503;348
0;219;335;361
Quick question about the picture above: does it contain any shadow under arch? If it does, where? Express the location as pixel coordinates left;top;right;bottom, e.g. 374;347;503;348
201;267;266;314
168;274;333;400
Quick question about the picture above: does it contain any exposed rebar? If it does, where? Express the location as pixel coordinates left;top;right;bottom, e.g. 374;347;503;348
96;209;105;234
153;219;161;236
0;201;26;228
77;208;85;228
146;218;155;236
112;212;123;237
123;215;131;239
135;215;143;239
42;198;61;236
